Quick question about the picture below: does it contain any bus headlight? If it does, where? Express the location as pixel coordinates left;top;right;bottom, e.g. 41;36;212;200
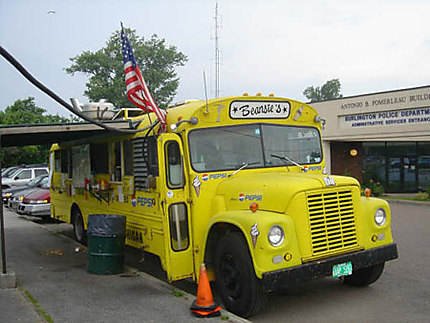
268;225;284;247
374;208;386;226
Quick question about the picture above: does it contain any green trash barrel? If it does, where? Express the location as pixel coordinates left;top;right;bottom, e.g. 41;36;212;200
87;214;126;275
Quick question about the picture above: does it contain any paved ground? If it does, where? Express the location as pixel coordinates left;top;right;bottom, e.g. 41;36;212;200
251;200;430;322
0;208;247;323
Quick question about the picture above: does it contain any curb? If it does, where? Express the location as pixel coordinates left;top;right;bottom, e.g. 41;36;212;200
384;198;430;206
124;265;251;323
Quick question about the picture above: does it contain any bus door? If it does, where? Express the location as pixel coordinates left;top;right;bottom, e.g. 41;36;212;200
158;134;194;281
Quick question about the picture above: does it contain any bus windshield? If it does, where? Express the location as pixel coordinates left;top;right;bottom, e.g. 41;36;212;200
189;124;322;172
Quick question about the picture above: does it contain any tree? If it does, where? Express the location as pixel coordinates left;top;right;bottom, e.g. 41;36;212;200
303;79;343;102
0;97;70;167
66;28;188;109
0;97;69;125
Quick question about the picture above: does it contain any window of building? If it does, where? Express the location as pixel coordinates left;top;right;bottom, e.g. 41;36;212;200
418;142;430;191
363;142;386;187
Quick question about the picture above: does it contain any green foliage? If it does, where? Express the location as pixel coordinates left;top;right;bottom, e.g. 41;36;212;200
303;79;343;103
66;28;187;109
414;192;430;201
362;179;385;197
342;169;352;177
0;97;69;125
171;290;184;297
23;289;54;323
0;97;71;167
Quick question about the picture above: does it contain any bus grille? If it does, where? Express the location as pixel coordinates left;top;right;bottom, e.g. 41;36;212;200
307;190;358;256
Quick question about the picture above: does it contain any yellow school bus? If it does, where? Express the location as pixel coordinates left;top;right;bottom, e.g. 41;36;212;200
49;95;398;317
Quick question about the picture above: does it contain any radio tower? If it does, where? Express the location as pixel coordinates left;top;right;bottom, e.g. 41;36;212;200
214;2;220;98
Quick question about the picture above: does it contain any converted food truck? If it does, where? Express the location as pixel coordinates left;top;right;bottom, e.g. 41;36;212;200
49;95;398;317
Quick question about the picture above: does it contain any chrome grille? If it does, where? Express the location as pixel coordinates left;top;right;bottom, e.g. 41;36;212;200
307;190;358;256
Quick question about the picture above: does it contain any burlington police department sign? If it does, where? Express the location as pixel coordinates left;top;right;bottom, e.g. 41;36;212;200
340;107;430;129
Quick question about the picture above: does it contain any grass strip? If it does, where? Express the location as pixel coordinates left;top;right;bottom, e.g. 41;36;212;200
21;288;54;323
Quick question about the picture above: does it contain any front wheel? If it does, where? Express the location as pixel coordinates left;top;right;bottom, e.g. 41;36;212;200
72;207;87;245
343;262;385;287
214;232;267;318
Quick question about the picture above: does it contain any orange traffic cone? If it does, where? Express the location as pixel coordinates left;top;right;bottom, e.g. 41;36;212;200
190;263;221;318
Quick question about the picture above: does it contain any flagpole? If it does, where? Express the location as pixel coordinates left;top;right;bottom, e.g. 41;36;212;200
121;23;166;134
140;89;157;136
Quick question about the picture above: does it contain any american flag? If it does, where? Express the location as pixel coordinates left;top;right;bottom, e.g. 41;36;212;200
121;25;167;129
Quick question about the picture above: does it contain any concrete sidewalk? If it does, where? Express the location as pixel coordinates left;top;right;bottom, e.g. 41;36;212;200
0;208;247;323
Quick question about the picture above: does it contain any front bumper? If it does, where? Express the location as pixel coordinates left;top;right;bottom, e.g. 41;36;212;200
262;243;398;292
17;202;51;217
9;199;21;210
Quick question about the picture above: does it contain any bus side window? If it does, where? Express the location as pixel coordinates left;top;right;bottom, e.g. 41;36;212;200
90;143;109;174
166;141;184;188
124;140;134;176
112;141;122;182
169;203;189;251
60;150;69;174
55;150;70;175
54;151;61;173
68;149;73;179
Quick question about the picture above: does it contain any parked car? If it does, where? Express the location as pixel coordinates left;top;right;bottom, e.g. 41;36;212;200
8;176;49;210
2;174;48;206
2;166;22;177
17;180;50;217
2;165;48;189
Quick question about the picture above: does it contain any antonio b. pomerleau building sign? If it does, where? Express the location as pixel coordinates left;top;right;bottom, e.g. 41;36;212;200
312;85;430;193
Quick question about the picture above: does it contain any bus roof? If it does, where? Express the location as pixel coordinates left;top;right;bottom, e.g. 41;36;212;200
132;95;321;135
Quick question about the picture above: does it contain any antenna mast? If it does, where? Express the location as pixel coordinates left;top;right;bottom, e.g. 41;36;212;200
214;2;220;98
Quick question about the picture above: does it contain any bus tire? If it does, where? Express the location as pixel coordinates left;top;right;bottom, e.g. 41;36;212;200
214;232;267;318
72;207;87;245
343;262;385;287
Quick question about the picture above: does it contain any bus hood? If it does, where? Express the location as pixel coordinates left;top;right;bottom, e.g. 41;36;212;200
216;171;360;214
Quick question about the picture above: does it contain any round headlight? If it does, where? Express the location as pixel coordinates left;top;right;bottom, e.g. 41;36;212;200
268;225;284;247
374;208;386;226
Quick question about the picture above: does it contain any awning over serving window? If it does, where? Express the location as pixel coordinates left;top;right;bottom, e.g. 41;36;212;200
0;120;133;148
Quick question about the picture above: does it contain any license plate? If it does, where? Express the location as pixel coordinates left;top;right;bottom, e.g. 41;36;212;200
332;261;353;278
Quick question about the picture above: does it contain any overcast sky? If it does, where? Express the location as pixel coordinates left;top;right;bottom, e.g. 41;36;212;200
1;0;430;117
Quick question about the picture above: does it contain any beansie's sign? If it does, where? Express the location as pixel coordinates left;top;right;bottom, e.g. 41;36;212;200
340;107;430;129
229;100;290;119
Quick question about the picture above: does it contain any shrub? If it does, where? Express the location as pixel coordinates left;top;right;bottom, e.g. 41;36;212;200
362;179;385;197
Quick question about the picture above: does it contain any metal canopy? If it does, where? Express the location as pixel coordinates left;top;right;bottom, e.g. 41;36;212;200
0;120;133;147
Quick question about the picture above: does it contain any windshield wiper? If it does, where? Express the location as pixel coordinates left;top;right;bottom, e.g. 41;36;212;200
229;161;261;177
271;154;305;171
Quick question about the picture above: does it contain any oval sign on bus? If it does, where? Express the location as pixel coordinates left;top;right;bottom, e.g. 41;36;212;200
229;100;291;119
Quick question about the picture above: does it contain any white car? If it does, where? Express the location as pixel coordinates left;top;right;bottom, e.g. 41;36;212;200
2;166;48;189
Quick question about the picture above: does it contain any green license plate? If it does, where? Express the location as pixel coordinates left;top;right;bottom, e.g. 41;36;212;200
332;261;353;278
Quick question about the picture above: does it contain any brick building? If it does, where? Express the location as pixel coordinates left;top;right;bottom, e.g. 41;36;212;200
312;85;430;193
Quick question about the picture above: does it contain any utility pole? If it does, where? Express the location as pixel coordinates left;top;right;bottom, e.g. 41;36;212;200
214;2;220;98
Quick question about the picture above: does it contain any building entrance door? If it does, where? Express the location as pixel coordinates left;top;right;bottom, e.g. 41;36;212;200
387;156;417;192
